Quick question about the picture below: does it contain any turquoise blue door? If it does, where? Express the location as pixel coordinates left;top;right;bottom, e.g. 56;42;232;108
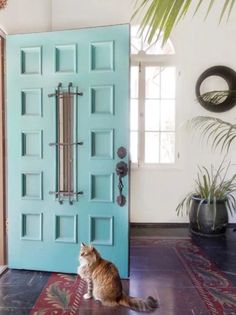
7;25;130;277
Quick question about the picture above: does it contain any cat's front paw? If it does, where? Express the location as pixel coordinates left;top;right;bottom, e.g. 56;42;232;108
83;293;92;300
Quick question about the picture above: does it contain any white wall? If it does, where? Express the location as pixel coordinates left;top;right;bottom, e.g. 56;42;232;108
1;0;236;223
51;0;135;30
0;0;52;34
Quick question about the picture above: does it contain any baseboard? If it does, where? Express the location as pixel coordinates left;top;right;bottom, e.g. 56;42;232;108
228;223;236;229
130;222;236;229
130;223;189;228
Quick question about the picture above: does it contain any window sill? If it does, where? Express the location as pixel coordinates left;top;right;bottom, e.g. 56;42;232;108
131;162;183;171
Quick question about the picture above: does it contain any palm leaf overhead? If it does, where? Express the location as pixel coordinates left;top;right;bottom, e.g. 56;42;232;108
191;116;236;152
132;0;236;44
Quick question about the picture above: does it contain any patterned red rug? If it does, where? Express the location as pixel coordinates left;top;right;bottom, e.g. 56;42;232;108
29;239;236;315
131;238;236;315
29;273;86;315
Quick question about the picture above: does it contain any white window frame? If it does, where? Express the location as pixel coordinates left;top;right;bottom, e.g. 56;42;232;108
131;53;178;169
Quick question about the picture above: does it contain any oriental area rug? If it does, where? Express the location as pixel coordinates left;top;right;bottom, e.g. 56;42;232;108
29;273;86;315
29;239;236;315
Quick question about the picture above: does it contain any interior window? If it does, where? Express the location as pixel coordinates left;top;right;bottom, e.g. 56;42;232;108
130;26;176;165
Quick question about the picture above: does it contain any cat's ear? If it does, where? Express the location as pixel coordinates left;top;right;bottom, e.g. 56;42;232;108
81;242;85;247
89;245;94;251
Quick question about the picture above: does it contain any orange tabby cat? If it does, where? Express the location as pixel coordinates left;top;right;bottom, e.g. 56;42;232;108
77;243;158;312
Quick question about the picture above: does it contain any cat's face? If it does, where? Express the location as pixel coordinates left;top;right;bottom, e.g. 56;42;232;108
79;243;96;264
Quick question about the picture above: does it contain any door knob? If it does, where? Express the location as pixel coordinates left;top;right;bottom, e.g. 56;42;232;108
116;161;128;177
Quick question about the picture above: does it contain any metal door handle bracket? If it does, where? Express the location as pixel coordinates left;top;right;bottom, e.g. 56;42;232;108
48;82;83;98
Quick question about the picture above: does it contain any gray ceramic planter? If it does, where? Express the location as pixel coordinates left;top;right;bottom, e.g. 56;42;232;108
189;196;229;236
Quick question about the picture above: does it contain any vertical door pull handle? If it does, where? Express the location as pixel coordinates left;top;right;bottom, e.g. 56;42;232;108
116;161;128;207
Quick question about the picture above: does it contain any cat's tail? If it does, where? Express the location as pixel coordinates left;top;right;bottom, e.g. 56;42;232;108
119;293;159;312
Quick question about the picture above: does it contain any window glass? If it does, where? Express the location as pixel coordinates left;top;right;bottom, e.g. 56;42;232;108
130;99;139;131
145;100;160;131
160;100;175;131
130;131;138;163
131;26;142;54
131;26;175;55
145;67;160;99
145;132;159;163
161;67;176;99
160;132;175;163
130;66;139;163
131;66;139;98
130;27;176;165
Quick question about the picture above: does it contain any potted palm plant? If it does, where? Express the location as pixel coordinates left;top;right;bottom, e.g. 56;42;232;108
176;161;236;236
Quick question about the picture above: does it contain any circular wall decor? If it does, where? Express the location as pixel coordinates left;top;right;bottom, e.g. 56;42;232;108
195;66;236;112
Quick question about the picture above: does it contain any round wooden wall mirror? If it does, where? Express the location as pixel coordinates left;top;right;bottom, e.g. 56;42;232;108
195;66;236;112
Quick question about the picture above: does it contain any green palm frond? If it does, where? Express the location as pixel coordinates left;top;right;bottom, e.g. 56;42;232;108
220;0;236;22
198;90;236;105
132;0;236;44
176;191;193;216
176;161;236;216
191;116;236;152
